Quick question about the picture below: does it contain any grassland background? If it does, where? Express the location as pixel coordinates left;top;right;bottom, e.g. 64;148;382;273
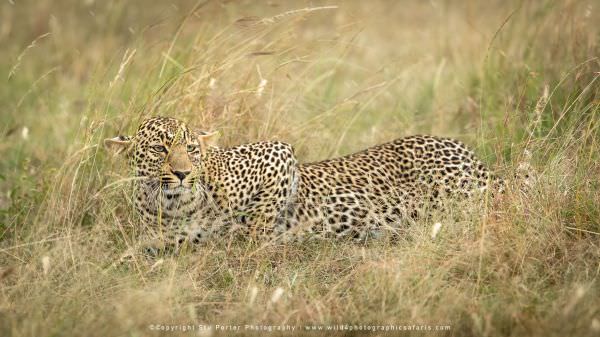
0;0;599;336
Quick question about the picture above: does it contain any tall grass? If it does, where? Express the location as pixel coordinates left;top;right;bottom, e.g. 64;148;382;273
0;1;598;336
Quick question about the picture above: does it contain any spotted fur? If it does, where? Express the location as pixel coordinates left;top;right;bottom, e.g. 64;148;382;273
105;117;502;253
288;135;501;240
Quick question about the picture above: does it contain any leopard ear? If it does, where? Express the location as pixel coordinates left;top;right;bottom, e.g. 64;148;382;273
104;136;132;156
196;130;219;154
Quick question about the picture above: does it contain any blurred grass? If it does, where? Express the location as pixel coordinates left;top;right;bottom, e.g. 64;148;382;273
0;0;599;336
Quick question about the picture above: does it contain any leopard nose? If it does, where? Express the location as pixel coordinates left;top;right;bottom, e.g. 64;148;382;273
171;170;190;181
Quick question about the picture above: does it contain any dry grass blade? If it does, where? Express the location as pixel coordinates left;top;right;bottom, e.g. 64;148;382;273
7;32;51;80
235;5;338;29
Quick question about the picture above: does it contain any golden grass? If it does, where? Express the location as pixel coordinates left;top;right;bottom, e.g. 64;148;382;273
0;1;599;336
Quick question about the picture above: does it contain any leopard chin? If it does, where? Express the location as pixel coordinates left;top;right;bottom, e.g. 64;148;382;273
161;185;191;195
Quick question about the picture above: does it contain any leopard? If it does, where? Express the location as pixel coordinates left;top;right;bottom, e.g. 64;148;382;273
105;116;502;255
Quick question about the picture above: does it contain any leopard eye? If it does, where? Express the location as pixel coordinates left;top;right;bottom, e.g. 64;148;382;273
150;145;167;153
187;144;199;152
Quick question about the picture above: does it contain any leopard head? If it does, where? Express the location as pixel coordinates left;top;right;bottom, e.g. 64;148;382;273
104;117;218;193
